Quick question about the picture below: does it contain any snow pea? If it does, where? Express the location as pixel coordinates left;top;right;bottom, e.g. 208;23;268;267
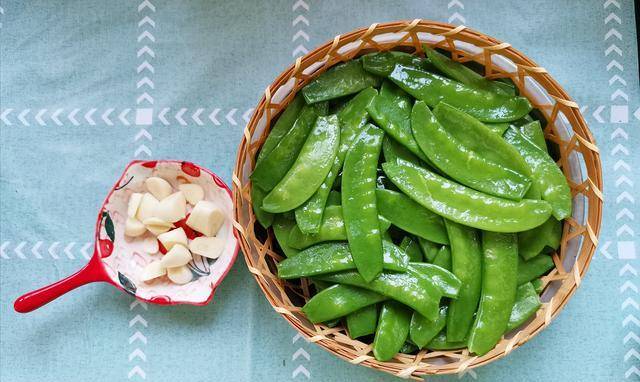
295;88;377;233
251;103;325;191
362;51;434;77
468;232;519;356
433;103;532;178
399;342;419;354
288;206;391;249
272;214;300;258
485;122;511;136
388;65;531;122
342;124;385;282
424;46;514;96
382;135;422;168
507;282;541;331
251;185;273;228
262;115;340;213
257;94;306;163
346;304;378;339
410;306;447;349
373;301;412;361
400;236;423;262
277;241;409;279
367;81;430;163
377;189;449;244
432;246;452;271
517;120;547;152
518;217;562;260
427;331;467;350
326;190;341;206
532;278;544;293
504;123;572;219
302;59;382;104
382;162;553;232
445;220;482;342
418;238;441;262
410;262;461;299
318;268;442;321
518;254;555;285
302;284;387;323
412;101;531;200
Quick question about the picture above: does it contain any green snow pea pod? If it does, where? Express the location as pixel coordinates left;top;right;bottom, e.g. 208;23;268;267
383;162;553;232
277;241;409;279
376;188;449;244
257;94;306;163
272;214;300;258
518;254;555;285
251;185;273;228
531;278;544;293
399;342;419;354
468;231;519;356
400;236;424;262
342;124;385;282
445;220;482;342
485;122;511;136
412;101;531;200
427;331;467;350
362;51;434;77
288;206;392;249
507;282;542;331
410;262;461;299
367;81;430;163
295;88;377;233
418;238;441;262
318;268;442;321
373;301;412;361
433;103;532;177
346;304;378;339
410;306;448;349
432;246;452;271
517;120;547;152
504;123;572;219
518;217;562;260
388;65;532;122
326;190;341;206
302;59;382;104
251;103;325;191
382;135;423;168
263;115;341;213
424;46;514;95
302;284;387;323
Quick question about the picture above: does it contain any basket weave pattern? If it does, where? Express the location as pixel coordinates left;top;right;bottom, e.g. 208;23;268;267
232;20;603;379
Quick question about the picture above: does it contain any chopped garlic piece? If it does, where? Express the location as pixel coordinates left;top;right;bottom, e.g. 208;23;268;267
186;201;224;237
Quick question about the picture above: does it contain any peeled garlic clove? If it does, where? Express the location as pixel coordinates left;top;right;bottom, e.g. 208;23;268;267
128;193;144;218
146;224;171;236
186;201;224;237
136;193;159;221
160;244;192;268
155;191;186;223
125;217;147;237
167;265;192;285
141;260;166;282
145;177;173;200
157;227;188;251
178;183;204;205
189;236;225;259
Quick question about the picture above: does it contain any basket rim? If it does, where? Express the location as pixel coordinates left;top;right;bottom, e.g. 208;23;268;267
232;19;603;379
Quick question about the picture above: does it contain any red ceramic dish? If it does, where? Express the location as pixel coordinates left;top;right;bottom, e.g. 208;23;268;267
14;160;239;313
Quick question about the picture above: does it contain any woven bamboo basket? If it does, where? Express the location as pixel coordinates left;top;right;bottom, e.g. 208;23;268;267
232;20;603;379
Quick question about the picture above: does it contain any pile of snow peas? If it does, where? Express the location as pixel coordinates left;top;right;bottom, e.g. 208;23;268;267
251;46;568;360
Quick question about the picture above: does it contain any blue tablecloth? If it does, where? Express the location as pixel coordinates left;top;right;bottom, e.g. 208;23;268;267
1;1;638;381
